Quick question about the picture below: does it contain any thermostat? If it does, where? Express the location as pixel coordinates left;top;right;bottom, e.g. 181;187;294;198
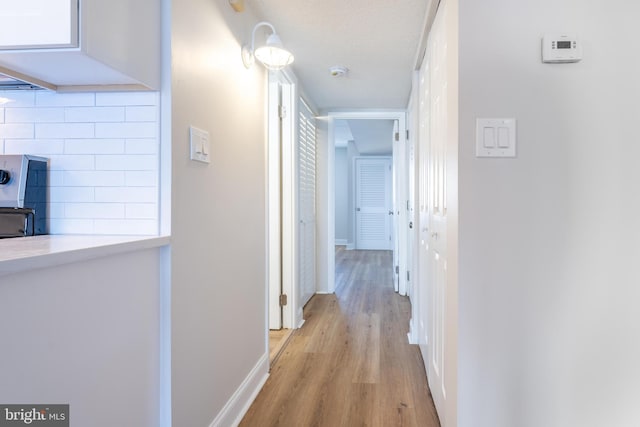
542;34;582;63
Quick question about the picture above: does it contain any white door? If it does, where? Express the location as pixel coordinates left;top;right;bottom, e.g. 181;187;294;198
417;46;431;364
392;120;400;292
424;2;454;424
355;157;393;250
298;99;317;307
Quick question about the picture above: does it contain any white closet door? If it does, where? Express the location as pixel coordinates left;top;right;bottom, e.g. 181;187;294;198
298;99;317;308
355;157;393;250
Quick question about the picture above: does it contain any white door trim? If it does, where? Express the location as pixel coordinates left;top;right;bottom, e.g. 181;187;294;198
267;77;282;330
322;111;407;294
267;70;301;330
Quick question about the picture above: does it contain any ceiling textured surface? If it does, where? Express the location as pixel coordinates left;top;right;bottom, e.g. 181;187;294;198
246;0;430;111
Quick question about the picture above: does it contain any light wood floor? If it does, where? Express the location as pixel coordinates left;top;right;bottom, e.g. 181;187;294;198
269;328;293;365
240;246;441;427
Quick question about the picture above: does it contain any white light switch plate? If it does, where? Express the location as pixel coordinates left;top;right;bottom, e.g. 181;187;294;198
190;126;210;163
476;118;516;158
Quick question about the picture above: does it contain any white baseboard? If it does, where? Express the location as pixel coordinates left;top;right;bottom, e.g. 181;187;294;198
335;239;348;246
209;353;269;427
407;319;417;345
346;243;355;250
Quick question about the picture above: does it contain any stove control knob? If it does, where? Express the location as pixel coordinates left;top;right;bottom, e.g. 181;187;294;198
0;170;10;185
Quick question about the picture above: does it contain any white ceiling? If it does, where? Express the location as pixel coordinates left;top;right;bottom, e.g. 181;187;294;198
334;120;353;148
348;120;394;155
246;0;431;111
334;119;394;155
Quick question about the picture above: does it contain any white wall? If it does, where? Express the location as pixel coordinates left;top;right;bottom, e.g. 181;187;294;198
334;146;348;243
458;1;640;426
0;249;162;427
346;140;359;247
316;117;333;293
0;90;160;235
169;0;269;425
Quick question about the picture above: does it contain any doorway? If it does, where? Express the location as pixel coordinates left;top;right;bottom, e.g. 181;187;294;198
321;112;408;296
266;71;297;361
266;72;318;364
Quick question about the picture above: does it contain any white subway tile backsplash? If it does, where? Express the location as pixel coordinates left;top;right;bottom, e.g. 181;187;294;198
48;203;65;219
49;187;95;203
36;123;95;139
65;106;125;123
0;123;35;139
125;204;157;219
95;122;157;139
49;171;64;186
48;155;95;171
36;92;95;107
125;171;157;187
2;89;159;236
96;155;157;171
49;219;95;235
63;171;125;187
6;108;65;123
0;91;36;107
4;139;64;155
96;92;158;106
125;138;158;154
94;219;157;235
65;203;125;219
65;138;125;154
95;187;156;203
125;106;157;122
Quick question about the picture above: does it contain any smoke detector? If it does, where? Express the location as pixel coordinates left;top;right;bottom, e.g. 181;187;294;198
329;65;349;77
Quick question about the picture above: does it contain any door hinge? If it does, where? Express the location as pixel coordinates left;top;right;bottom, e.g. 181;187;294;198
278;105;286;119
407;271;410;282
395;265;399;274
279;294;288;306
406;129;410;140
394;131;399;142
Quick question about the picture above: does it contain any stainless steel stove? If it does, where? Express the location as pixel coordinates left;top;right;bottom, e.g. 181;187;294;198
0;155;47;238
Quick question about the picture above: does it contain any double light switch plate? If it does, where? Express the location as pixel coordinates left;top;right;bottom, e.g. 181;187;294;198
476;118;516;158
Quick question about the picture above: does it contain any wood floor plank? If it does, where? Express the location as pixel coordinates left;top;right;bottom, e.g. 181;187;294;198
240;248;441;427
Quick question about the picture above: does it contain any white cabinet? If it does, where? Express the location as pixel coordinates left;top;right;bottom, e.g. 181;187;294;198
0;0;159;91
0;0;79;49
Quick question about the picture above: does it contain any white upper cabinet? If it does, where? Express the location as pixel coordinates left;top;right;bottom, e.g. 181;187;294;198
0;0;79;49
0;0;159;91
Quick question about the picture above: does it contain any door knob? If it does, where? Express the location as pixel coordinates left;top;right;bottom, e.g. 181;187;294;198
356;207;361;212
388;210;393;215
409;221;413;229
431;232;439;239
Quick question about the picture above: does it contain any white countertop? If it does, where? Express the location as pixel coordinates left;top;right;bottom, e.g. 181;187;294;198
0;234;171;276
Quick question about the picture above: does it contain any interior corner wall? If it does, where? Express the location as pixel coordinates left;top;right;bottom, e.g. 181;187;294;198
458;1;640;426
334;147;348;242
316;117;333;293
169;0;268;425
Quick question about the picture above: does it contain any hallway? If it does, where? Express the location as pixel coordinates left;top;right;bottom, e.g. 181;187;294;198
240;247;440;427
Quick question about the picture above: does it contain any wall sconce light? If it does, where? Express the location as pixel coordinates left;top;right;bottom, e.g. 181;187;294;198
242;22;294;71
